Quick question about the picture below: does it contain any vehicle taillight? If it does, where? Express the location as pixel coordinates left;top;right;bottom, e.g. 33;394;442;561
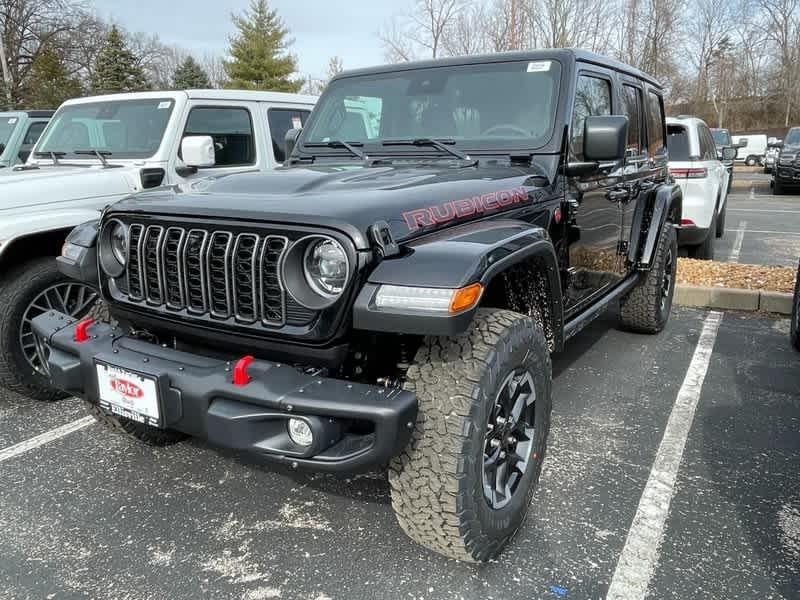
669;167;708;179
680;218;695;226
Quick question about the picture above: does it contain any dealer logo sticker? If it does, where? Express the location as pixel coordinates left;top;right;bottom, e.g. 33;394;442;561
110;378;144;399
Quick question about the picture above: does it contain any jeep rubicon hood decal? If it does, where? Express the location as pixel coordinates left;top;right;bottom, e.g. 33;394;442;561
110;164;551;249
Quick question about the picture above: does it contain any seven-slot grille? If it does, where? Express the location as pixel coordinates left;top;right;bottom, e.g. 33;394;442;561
125;223;291;326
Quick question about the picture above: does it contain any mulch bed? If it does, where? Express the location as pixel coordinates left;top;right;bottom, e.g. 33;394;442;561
677;258;798;294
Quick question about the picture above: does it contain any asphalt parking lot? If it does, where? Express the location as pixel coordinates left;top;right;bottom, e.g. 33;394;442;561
1;305;798;600
712;173;800;266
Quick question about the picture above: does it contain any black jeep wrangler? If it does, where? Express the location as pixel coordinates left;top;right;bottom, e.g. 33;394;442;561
34;50;680;562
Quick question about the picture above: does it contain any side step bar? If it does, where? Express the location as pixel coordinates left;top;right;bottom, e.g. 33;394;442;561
563;274;642;342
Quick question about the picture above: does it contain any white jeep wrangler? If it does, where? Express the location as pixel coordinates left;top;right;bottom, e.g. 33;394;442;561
0;89;316;400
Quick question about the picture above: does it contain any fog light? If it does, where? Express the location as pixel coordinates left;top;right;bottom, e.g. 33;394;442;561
288;418;313;446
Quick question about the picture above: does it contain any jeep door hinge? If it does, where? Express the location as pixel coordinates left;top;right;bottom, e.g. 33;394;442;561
617;240;629;255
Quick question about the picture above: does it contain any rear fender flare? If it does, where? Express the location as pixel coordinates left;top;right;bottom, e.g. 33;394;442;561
630;183;682;270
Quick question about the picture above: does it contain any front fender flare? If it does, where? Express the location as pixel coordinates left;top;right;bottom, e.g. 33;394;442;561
629;183;682;270
353;220;563;339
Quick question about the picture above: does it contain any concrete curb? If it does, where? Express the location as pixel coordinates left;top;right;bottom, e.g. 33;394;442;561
674;284;794;315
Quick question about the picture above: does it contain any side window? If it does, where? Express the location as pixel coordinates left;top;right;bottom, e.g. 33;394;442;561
571;74;612;161
22;121;47;145
267;108;311;163
183;107;255;167
621;85;644;155
700;127;716;160
645;91;666;156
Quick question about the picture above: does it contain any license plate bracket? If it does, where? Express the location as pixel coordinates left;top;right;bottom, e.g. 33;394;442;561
95;361;161;427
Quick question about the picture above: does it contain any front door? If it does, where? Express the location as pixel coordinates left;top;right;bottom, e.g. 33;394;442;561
564;69;625;315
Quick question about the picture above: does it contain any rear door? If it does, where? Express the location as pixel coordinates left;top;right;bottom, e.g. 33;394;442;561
699;124;726;205
564;66;624;313
617;78;648;263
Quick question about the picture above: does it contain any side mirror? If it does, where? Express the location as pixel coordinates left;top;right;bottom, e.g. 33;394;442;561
583;115;629;162
721;147;737;161
285;128;301;161
181;135;215;168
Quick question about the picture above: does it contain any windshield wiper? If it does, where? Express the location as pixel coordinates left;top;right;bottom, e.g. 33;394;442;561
74;149;113;166
303;140;365;159
33;151;65;164
382;138;471;161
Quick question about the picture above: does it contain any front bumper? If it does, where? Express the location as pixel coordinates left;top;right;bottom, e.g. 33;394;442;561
32;311;417;473
775;165;800;185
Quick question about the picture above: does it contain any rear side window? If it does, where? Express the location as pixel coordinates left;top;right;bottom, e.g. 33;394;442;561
621;85;644;155
646;91;666;156
184;107;255;167
267;108;311;163
22;121;47;145
666;125;691;161
699;126;717;160
571;74;612;161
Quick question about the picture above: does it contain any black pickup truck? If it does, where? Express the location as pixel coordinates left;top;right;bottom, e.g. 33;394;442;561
35;49;681;562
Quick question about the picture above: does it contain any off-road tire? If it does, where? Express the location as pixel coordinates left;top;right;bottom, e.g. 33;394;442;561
620;221;677;334
85;402;187;446
388;308;552;562
716;199;726;239
688;211;716;260
0;258;99;401
791;261;800;351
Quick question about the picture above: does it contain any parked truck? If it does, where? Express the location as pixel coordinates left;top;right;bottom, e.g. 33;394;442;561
0;89;316;400
0;110;53;169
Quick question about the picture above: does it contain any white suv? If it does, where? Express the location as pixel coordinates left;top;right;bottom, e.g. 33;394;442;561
666;116;733;260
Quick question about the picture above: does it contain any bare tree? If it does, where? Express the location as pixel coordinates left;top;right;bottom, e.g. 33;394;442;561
379;0;464;62
201;52;227;88
758;0;800;126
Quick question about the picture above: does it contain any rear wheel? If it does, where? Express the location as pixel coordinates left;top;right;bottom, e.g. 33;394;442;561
389;308;551;562
715;200;726;238
0;258;100;401
745;156;758;166
620;221;677;334
688;211;716;260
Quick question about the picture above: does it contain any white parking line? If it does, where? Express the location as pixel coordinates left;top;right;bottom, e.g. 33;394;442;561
0;416;94;464
726;228;800;236
727;208;800;213
729;221;747;263
607;311;723;600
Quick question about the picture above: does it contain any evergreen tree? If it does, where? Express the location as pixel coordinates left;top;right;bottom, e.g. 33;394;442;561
23;46;83;109
91;25;148;94
173;56;211;89
224;0;301;93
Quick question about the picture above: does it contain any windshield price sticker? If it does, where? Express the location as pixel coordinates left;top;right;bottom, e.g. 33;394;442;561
7;117;17;124
526;61;552;73
157;101;172;109
292;116;303;129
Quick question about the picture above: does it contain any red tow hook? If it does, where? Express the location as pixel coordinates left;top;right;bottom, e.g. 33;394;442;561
74;317;95;343
232;355;255;386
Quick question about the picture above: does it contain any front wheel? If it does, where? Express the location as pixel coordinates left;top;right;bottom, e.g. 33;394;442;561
745;156;757;167
0;258;100;401
774;180;785;195
620;221;677;334
389;308;552;562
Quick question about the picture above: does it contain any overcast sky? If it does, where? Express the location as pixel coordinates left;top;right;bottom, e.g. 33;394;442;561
93;0;400;80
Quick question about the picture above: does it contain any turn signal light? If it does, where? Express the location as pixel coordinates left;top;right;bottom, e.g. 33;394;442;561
74;318;94;343
449;283;483;313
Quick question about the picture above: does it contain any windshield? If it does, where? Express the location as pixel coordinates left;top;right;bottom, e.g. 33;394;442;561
36;98;175;159
666;125;691;161
303;60;562;154
784;128;800;146
711;129;731;146
0;115;19;149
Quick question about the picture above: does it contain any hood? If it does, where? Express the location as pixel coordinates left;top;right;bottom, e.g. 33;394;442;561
109;160;557;248
0;165;141;213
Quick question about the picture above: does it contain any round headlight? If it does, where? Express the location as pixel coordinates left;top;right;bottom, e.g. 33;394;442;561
110;221;128;265
303;238;349;297
99;219;128;278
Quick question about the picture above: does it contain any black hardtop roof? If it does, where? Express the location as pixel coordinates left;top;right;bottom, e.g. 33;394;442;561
23;110;54;118
333;48;662;90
